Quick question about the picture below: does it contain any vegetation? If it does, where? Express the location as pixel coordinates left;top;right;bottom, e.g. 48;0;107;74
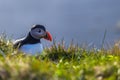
0;35;120;80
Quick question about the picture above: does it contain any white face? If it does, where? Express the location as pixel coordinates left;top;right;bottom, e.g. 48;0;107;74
30;28;46;39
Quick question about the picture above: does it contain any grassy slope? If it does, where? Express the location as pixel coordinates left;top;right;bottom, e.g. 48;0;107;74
0;36;120;80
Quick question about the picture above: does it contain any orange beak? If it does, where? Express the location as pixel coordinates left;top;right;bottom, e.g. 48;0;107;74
44;31;52;41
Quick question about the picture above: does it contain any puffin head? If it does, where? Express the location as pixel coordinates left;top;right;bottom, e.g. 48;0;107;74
30;24;52;41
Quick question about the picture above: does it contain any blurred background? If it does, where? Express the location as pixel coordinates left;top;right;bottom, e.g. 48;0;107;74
0;0;120;47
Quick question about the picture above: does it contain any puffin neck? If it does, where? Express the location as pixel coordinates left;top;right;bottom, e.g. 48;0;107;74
22;32;41;44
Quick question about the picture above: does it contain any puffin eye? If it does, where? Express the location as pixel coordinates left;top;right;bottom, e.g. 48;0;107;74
38;29;41;33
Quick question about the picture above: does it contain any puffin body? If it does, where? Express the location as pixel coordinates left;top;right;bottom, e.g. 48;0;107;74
19;43;43;55
14;24;52;55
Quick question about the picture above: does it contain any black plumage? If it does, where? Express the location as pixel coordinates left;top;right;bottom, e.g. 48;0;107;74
14;32;41;48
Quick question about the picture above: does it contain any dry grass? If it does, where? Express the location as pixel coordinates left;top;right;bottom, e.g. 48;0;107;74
0;36;120;80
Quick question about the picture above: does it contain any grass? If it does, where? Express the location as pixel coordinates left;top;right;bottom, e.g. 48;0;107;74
0;35;120;80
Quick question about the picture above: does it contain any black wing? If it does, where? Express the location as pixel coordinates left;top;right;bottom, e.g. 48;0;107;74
13;39;24;49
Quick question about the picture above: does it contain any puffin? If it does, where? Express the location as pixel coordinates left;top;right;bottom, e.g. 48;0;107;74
13;24;52;55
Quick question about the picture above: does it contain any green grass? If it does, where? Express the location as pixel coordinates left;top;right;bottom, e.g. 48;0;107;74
0;35;120;80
